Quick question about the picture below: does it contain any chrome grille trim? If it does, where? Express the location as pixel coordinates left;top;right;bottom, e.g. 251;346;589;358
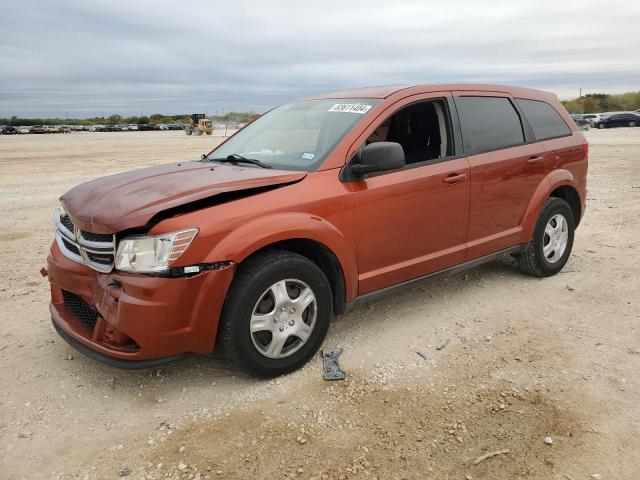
53;207;116;273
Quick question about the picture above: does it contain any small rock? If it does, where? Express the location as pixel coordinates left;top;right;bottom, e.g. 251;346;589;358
66;354;73;360
177;462;188;471
178;446;186;453
544;436;554;445
296;436;307;445
118;467;132;476
590;475;602;480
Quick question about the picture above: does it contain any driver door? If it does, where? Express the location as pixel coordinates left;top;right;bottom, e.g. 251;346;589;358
349;94;470;294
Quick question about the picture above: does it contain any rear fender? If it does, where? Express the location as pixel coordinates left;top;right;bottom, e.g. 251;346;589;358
520;169;579;243
203;212;358;301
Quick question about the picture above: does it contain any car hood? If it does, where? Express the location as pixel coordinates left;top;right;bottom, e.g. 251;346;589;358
60;161;307;233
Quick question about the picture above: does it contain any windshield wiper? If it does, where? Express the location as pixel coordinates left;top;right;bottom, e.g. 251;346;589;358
207;154;273;169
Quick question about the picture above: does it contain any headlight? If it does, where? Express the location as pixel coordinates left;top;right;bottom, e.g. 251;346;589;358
115;228;198;273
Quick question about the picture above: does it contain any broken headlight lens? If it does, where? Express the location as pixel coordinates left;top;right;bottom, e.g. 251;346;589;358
115;228;198;273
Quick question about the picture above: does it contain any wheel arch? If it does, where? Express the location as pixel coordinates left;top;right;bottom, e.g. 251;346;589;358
202;212;357;313
241;238;348;315
549;185;581;227
520;170;582;243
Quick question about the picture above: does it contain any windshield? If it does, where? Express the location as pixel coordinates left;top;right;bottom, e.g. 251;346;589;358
207;98;379;171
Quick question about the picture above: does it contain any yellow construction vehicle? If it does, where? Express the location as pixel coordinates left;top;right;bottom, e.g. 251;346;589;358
185;114;213;136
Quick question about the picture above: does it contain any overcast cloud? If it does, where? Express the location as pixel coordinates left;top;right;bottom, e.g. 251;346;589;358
1;0;639;117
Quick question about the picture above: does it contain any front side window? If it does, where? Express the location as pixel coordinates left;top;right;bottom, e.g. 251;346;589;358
517;98;572;140
455;96;525;154
364;99;454;165
208;98;379;171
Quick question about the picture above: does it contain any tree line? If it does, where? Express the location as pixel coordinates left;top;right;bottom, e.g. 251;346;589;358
561;92;640;114
0;111;260;126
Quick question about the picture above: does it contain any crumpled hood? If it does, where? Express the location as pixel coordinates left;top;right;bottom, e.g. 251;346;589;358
60;161;307;233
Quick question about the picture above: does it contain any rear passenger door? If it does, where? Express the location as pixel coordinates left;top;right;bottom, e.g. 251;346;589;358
453;93;547;259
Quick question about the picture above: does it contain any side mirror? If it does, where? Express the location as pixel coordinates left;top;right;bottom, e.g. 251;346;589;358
350;141;405;176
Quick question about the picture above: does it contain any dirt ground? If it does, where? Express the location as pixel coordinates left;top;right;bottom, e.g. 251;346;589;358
0;129;638;480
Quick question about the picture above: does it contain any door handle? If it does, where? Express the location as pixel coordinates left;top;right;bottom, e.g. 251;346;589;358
527;155;545;165
443;173;467;184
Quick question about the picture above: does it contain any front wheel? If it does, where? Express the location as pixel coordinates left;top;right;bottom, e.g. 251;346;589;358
597;123;605;129
515;197;575;277
219;251;332;378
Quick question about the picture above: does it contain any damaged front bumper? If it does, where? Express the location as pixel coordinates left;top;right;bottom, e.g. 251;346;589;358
47;241;236;366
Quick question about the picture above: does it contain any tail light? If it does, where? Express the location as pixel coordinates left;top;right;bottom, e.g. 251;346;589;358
582;142;589;156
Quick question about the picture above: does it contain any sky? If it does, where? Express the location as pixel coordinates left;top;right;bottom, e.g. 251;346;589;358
1;0;639;118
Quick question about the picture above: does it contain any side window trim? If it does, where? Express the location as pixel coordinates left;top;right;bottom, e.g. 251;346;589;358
452;94;532;156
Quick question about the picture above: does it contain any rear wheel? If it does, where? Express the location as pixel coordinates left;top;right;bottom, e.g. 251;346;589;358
515;197;575;277
219;251;332;378
185;127;192;135
629;121;636;127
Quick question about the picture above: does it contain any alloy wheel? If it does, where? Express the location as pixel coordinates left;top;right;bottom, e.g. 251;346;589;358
250;279;317;359
543;213;569;264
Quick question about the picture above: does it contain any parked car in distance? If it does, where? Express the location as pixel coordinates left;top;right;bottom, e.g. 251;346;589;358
59;126;72;133
593;112;640;128
571;114;591;128
580;113;602;125
138;123;159;131
1;125;18;135
30;125;48;134
47;84;588;378
18;126;31;134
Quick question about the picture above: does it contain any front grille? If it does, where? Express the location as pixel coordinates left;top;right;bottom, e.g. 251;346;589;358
53;208;116;272
86;251;114;265
61;237;81;256
62;290;100;329
79;230;114;243
61;215;74;231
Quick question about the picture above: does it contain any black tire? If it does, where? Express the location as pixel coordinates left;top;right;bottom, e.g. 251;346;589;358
219;251;332;378
597;123;605;129
515;197;575;277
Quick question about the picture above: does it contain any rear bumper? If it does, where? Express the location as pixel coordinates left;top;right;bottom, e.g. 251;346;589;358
47;242;235;364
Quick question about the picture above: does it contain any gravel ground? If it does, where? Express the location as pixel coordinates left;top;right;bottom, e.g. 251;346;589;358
0;128;638;479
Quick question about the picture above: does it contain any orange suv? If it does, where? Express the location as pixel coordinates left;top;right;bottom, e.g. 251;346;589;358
46;84;588;377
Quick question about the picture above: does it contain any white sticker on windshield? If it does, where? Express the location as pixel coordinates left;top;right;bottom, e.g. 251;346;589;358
328;103;372;114
300;152;315;160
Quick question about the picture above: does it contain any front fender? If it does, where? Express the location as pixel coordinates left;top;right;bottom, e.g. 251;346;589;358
519;169;579;243
202;212;358;301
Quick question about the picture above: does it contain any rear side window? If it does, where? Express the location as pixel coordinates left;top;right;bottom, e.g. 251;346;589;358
455;96;525;154
517;98;572;140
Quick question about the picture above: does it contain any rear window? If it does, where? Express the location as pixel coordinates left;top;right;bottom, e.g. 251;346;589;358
517;98;572;140
455;96;525;154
